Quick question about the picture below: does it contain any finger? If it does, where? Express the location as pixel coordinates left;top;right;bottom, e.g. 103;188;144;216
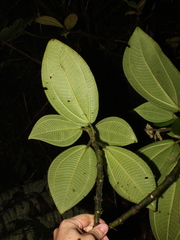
71;214;95;228
53;228;58;239
87;223;109;240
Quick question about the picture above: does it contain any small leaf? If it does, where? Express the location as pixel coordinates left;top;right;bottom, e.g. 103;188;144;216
28;115;82;147
137;140;180;179
123;27;180;112
167;131;180;139
149;165;180;240
104;146;156;210
42;39;99;126
48;145;97;214
135;102;174;123
137;0;146;10
35;16;64;28
127;1;138;8
96;117;137;146
64;13;78;30
125;10;137;15
171;118;180;135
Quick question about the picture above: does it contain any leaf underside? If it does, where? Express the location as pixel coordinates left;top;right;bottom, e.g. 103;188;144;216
149;166;180;240
137;140;180;179
123;27;180;112
48;145;97;214
104;146;156;211
42;39;99;126
28;115;82;147
96;116;137;146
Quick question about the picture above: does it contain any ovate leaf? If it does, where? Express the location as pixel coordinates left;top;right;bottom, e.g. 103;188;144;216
48;145;97;214
149;165;180;240
28;115;82;147
96;117;137;146
137;140;180;179
123;27;180;112
135;102;174;123
104;146;156;210
35;16;64;28
42;39;99;126
64;13;78;29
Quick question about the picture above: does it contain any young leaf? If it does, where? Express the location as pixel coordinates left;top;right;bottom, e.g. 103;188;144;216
48;145;97;214
149;165;180;240
28;115;82;147
42;39;99;126
35;16;64;28
123;27;180;112
135;102;175;123
137;140;180;179
64;13;78;30
96;117;137;146
104;146;156;211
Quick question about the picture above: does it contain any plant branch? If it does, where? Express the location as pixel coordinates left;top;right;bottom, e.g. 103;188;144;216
84;126;104;226
109;154;180;228
93;147;104;226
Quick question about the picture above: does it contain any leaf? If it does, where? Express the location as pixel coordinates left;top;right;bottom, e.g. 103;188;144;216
42;39;99;126
48;145;97;214
104;146;156;210
0;18;34;42
35;16;64;28
96;117;137;146
123;27;180;112
171;118;180;135
64;13;78;30
127;1;138;9
137;140;180;179
149;166;180;240
28;115;82;147
135;102;174;123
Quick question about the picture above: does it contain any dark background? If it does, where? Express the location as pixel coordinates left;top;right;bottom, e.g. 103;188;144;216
0;0;180;239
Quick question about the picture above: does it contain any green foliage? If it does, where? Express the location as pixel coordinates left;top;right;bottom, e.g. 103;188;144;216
104;146;156;211
134;102;176;123
149;166;180;240
95;117;137;146
41;39;99;126
29;26;180;239
35;13;78;37
137;140;180;179
28;115;82;147
48;145;97;214
123;27;180;113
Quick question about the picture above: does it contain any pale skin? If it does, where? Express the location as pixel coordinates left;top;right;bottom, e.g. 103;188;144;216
53;214;109;240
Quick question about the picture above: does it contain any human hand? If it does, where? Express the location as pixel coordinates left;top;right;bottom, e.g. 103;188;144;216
54;214;109;240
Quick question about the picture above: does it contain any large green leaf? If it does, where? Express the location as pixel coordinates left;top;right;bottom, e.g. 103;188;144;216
28;115;82;147
104;146;156;210
123;27;180;112
42;39;99;126
96;117;137;146
48;145;97;214
135;102;175;123
137;140;180;179
149;165;180;240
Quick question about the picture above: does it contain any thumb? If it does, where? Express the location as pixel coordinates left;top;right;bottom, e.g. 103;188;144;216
88;223;109;240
